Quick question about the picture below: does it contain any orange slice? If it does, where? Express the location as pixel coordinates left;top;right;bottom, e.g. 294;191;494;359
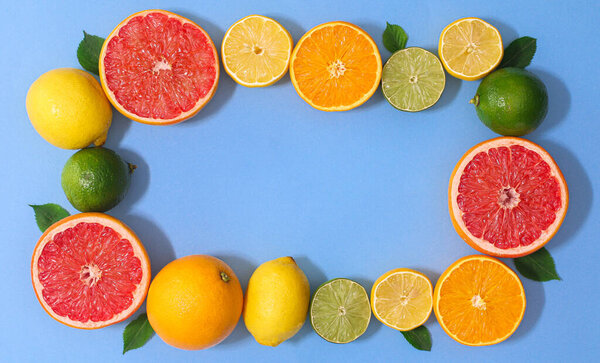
290;21;382;111
439;17;503;81
222;15;293;87
371;268;433;331
434;255;526;346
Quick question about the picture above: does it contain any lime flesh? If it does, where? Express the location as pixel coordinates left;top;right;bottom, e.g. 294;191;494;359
382;47;446;112
309;278;371;344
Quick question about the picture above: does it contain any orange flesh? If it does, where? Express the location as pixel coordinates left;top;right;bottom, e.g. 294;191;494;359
436;258;525;345
292;24;381;110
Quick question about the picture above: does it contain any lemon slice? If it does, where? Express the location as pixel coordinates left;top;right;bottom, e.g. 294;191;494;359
310;278;371;344
439;17;503;81
222;15;293;87
371;268;433;331
382;47;446;112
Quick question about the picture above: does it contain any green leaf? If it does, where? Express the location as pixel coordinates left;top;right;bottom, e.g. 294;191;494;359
29;204;70;232
513;247;560;282
77;31;105;75
382;22;408;53
123;313;154;354
499;36;537;69
401;325;431;351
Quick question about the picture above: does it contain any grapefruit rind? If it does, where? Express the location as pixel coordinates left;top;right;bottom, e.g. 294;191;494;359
370;268;433;332
31;213;151;329
449;137;568;258
99;9;219;125
433;255;526;346
290;21;382;112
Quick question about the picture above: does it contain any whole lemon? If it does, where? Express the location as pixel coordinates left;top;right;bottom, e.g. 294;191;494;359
146;255;243;350
26;68;112;149
243;256;310;346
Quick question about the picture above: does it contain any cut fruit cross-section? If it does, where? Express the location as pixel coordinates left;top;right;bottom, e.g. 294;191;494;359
310;278;371;344
99;9;219;125
371;268;433;331
382;47;446;112
31;213;150;329
222;15;293;87
290;21;382;111
449;137;568;258
434;255;526;346
439;17;503;81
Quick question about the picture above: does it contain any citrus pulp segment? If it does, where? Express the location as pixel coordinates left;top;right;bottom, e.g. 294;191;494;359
222;15;293;87
382;47;446;112
310;278;371;344
31;213;150;329
433;255;526;346
99;9;219;125
371;269;433;331
290;21;382;111
449;137;568;257
439;17;503;81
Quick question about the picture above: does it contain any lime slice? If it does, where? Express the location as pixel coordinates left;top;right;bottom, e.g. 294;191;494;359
309;278;371;344
382;47;446;112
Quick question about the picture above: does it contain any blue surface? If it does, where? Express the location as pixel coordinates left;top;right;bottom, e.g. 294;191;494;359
2;0;599;361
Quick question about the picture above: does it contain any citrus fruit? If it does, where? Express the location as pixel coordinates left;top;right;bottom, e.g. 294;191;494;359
26;68;112;149
434;255;526;346
382;47;446;112
471;67;548;136
99;9;219;125
309;278;371;344
61;147;135;212
222;15;293;87
31;213;150;329
243;256;310;346
371;268;433;331
449;137;568;258
439;17;503;81
290;21;382;111
146;255;243;350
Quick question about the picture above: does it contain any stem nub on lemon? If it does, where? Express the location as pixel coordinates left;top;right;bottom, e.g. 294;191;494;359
243;256;310;347
26;68;112;149
382;47;446;112
310;278;371;344
61;147;134;212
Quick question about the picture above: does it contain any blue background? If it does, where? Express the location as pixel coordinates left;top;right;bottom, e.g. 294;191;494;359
2;0;598;361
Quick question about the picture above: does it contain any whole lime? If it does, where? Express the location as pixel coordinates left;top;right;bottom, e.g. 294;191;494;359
471;67;548;136
61;147;135;212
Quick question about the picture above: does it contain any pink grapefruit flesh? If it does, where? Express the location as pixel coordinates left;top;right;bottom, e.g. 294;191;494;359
100;10;219;125
31;213;151;329
449;137;568;257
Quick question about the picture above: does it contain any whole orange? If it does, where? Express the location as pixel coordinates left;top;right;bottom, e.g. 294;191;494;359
146;255;243;350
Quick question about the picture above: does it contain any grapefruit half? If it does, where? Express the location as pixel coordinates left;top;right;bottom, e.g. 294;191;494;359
449;137;568;258
31;213;151;329
99;9;219;125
